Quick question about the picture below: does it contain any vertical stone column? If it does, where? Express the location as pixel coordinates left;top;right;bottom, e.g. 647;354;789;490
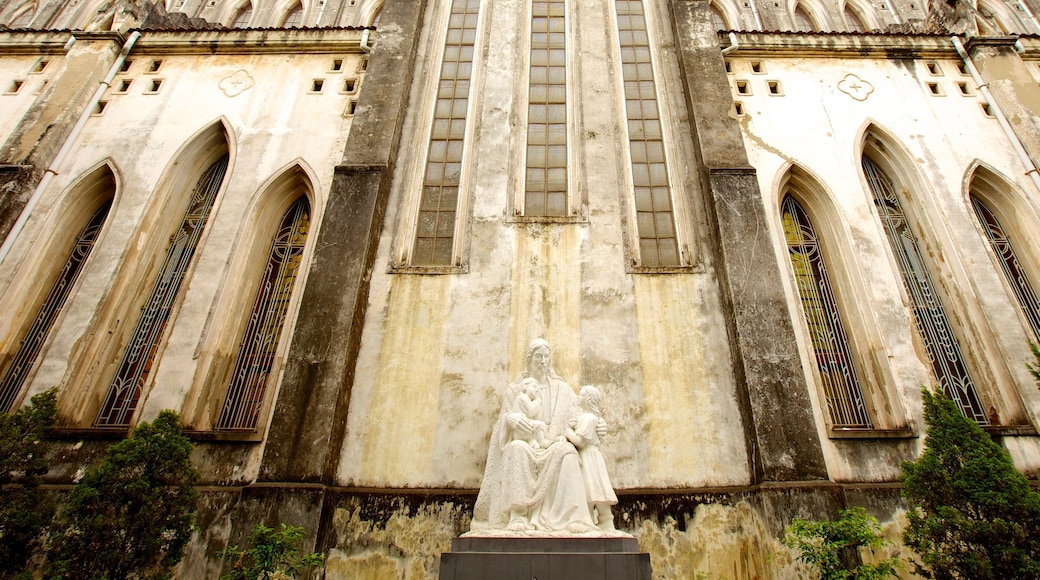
668;0;828;483
258;0;428;483
965;36;1040;174
0;31;122;245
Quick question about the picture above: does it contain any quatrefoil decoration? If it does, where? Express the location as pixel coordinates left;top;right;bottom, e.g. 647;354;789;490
837;73;874;102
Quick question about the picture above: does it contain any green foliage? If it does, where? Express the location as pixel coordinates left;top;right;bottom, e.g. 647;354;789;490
0;389;58;578
782;506;899;580
218;523;326;580
46;410;200;580
900;388;1040;579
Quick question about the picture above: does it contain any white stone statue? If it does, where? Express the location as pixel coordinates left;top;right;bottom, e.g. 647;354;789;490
469;339;626;536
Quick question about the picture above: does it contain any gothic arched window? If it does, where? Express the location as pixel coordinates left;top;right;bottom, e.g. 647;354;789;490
230;3;253;27
843;4;866;31
782;195;872;428
95;154;229;428
970;190;1040;342
217;196;310;431
793;5;817;31
282;3;303;27
0;198;112;412
710;3;729;31
863;155;989;424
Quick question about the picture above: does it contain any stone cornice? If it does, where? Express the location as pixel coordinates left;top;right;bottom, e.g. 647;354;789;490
717;31;1040;59
130;28;368;54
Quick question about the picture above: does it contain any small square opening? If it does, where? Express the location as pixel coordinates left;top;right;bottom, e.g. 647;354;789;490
312;79;324;92
347;100;358;115
981;102;995;117
120;59;133;72
751;61;764;73
926;82;942;95
767;80;782;95
925;61;941;75
956;82;971;95
117;79;132;92
957;62;969;75
92;100;108;115
736;80;750;94
331;59;343;72
148;59;163;73
7;79;24;94
31;59;49;73
147;79;163;92
360;58;368;72
734;102;745;116
724;60;732;73
343;78;358;93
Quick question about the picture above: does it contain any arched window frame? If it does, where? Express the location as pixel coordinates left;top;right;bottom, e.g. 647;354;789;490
772;164;908;434
7;3;35;27
967;165;1040;343
280;2;304;27
0;162;118;412
181;164;322;436
710;2;730;30
57;121;234;429
860;129;1028;427
792;3;820;31
841;1;873;31
229;2;253;27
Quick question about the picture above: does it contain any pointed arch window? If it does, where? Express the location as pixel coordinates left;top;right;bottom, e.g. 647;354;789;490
9;5;34;27
95;154;229;428
782;195;872;428
863;156;989;424
710;3;729;30
843;5;866;31
793;5;816;31
282;3;303;27
0;201;112;412
970;194;1040;341
217;197;309;431
230;3;253;27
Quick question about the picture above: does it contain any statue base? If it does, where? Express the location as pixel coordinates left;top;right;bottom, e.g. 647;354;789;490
439;537;652;579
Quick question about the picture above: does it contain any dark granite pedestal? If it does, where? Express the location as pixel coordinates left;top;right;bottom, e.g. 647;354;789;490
438;537;652;579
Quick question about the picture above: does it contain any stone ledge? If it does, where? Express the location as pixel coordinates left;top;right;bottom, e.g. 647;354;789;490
440;537;652;580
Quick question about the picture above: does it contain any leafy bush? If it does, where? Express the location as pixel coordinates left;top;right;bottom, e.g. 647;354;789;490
783;506;899;580
0;389;58;577
218;523;325;580
900;388;1040;579
46;410;199;580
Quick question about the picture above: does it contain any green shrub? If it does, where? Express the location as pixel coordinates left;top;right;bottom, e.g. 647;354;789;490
218;523;325;580
900;388;1040;579
783;506;899;580
46;410;199;580
0;389;58;578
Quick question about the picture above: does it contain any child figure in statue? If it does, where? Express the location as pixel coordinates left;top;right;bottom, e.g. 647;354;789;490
511;377;551;449
566;385;618;531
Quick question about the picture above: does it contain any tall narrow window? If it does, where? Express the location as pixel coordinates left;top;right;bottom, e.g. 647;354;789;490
525;0;568;217
863;156;989;424
783;196;872;428
615;0;679;266
971;194;1040;341
9;5;34;27
217;197;309;431
230;3;253;27
793;5;816;31
412;0;480;266
710;3;729;30
95;154;229;428
282;3;303;27
844;5;866;31
0;201;112;412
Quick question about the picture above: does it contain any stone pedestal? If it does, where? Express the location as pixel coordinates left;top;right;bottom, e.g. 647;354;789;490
438;537;652;579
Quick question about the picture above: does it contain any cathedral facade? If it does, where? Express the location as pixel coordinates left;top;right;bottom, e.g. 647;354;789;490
2;0;1040;575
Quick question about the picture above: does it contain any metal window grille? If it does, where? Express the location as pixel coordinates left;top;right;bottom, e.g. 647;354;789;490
0;201;111;412
230;4;252;27
782;196;873;428
525;0;568;217
971;195;1040;341
282;4;303;27
412;0;480;266
95;154;228;428
217;197;309;431
615;0;679;266
864;157;989;424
